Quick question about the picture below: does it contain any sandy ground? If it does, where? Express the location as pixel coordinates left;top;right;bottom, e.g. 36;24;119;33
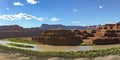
0;52;31;60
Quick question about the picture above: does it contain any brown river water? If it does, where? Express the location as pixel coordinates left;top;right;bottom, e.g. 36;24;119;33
0;39;120;52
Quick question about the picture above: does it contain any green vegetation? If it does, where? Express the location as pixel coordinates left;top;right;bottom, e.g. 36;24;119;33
8;38;34;44
0;44;120;58
7;43;34;48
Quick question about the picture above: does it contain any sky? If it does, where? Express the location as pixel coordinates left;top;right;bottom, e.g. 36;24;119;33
0;0;120;28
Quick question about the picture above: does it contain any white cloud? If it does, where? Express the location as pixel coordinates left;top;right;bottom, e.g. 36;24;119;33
72;9;78;13
26;0;38;4
37;17;48;21
99;5;103;9
6;8;9;11
13;2;24;6
72;21;80;24
0;13;47;21
24;14;36;20
51;17;60;22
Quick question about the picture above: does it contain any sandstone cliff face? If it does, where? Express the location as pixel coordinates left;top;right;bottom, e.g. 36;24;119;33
93;30;120;44
31;22;120;45
32;29;97;45
32;30;84;45
98;22;120;30
93;22;120;44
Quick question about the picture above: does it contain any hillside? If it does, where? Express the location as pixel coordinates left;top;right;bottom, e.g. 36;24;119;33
0;22;120;39
0;24;100;38
0;25;40;38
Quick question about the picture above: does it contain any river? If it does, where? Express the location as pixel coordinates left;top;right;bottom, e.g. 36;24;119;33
0;39;120;52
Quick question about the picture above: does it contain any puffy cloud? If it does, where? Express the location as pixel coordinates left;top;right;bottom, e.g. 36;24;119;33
13;2;24;6
26;0;38;4
51;17;60;22
23;14;36;20
99;5;103;8
0;13;47;21
6;8;9;11
72;9;78;13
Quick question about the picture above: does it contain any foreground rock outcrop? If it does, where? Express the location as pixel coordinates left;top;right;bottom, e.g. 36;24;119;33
32;30;84;45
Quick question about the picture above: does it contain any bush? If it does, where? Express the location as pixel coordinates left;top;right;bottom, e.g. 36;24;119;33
7;43;34;48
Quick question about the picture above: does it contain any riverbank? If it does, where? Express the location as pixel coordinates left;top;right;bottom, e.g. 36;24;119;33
0;39;120;60
0;50;120;60
1;39;120;52
0;44;120;58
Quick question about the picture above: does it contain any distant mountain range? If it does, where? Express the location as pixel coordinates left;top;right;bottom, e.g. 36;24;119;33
0;24;101;38
0;22;119;38
39;24;101;30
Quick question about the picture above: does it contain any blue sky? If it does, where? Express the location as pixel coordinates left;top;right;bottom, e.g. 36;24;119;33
0;0;120;28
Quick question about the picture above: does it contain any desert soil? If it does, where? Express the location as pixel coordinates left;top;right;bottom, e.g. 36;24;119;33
0;51;120;60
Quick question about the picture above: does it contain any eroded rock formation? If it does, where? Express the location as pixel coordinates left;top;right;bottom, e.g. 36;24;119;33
32;30;83;45
93;22;120;44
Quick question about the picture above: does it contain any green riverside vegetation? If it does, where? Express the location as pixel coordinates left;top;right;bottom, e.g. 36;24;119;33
8;38;34;44
0;44;120;58
7;43;34;48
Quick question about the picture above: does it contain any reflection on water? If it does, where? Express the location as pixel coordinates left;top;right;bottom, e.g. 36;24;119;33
79;46;92;51
0;39;120;52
